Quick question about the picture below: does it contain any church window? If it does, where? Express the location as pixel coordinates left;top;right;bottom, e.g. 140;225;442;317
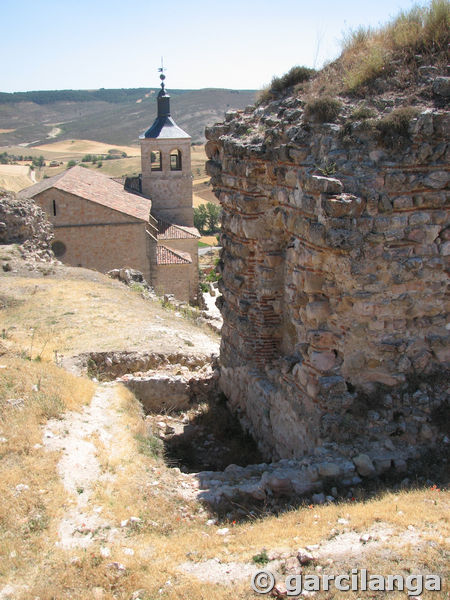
52;199;57;216
151;150;162;171
170;149;182;171
51;241;66;257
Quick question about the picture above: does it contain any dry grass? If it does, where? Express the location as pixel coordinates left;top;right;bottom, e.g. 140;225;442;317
0;269;218;359
339;0;449;93
0;352;94;592
259;0;449;103
16;374;446;599
199;235;219;246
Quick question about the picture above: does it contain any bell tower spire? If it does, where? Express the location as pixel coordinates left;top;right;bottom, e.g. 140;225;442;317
157;58;170;118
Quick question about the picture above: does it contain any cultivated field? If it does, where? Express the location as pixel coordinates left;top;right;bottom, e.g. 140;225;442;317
0;165;34;192
0;140;213;191
34;139;139;157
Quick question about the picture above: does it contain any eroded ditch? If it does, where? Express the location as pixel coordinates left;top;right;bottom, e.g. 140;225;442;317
74;350;449;520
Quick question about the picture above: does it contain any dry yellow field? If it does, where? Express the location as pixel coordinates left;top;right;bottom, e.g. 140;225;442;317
199;235;219;246
0;164;34;192
34;139;140;156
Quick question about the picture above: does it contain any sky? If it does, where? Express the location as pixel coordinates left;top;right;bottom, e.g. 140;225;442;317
1;0;426;93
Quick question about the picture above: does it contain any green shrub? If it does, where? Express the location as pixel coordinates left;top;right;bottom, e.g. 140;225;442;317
258;65;315;103
350;104;377;120
304;97;342;123
376;106;418;148
252;550;269;565
135;433;164;459
67;160;77;168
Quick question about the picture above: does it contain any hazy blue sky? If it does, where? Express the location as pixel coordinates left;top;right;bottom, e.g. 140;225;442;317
1;0;424;92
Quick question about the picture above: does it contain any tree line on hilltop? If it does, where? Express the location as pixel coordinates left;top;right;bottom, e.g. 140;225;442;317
0;88;190;105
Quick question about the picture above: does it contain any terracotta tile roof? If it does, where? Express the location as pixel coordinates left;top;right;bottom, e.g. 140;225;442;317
157;245;192;265
22;166;152;222
156;218;200;240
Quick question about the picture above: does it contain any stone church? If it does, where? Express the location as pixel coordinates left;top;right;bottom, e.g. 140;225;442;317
23;77;200;303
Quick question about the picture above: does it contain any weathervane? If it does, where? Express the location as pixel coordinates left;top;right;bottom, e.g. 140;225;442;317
158;57;166;91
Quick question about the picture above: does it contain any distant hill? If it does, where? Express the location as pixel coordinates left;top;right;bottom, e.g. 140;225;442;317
0;87;257;146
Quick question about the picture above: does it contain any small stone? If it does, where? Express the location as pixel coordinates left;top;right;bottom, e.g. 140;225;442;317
100;547;111;557
353;454;376;478
206;519;217;526
297;548;316;565
123;548;134;556
312;492;325;504
420;423;433;441
15;484;29;493
393;458;407;473
360;533;371;543
120;519;129;527
318;462;340;478
284;556;302;575
217;527;229;536
272;583;288;597
107;562;126;572
337;518;349;525
7;398;24;407
433;76;450;97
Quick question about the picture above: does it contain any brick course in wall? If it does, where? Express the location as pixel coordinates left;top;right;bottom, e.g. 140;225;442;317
207;98;449;459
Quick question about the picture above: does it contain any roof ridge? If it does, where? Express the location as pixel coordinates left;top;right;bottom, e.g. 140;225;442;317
156;217;200;239
23;165;152;222
157;244;192;265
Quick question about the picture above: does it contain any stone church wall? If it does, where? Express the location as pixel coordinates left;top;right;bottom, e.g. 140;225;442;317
157;237;199;303
155;263;193;303
34;189;154;281
206;101;449;460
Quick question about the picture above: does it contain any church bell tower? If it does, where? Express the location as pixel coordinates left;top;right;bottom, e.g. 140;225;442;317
139;69;193;226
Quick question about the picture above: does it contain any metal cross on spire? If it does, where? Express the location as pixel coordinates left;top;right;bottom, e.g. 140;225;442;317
158;57;166;91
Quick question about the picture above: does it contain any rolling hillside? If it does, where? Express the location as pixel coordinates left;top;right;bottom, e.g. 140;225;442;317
0;87;257;146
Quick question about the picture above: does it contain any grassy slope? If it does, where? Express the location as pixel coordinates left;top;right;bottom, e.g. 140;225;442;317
0;248;218;360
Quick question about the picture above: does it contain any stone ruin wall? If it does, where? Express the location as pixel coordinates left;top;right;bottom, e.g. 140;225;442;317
206;99;449;461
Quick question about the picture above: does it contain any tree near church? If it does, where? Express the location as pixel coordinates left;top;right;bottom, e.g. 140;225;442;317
194;202;221;234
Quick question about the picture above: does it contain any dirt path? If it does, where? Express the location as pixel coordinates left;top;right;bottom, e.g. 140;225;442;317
43;382;125;549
